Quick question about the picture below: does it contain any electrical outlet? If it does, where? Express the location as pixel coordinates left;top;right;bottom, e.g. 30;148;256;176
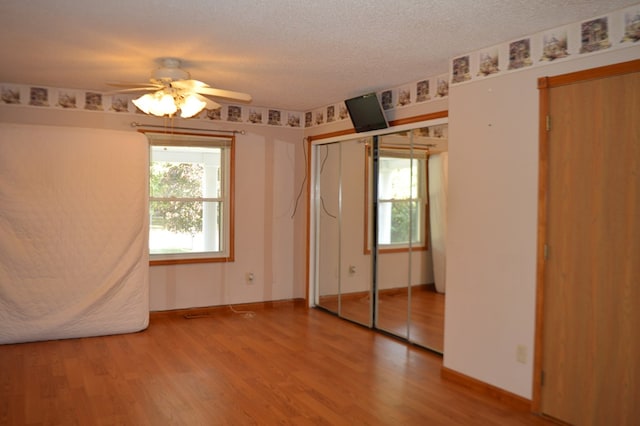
516;344;527;364
349;265;356;275
246;272;255;284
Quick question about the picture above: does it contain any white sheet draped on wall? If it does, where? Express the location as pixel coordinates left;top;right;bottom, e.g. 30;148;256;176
429;152;448;293
0;123;149;344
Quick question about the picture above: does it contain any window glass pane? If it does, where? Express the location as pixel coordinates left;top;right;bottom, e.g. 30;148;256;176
150;146;222;199
378;157;419;200
378;200;421;245
392;200;420;244
149;201;221;254
377;152;423;247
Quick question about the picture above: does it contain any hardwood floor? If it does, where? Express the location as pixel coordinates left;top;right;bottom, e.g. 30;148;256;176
319;285;445;352
0;302;552;425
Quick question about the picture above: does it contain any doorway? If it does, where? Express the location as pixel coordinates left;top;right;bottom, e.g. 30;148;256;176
534;60;640;424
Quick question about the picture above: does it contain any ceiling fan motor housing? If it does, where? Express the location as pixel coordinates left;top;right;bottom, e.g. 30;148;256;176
152;58;190;82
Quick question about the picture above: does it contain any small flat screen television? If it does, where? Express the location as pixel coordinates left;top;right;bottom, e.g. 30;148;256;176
344;93;388;133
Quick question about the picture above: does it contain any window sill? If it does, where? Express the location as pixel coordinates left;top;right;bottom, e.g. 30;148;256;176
150;256;233;266
363;245;428;255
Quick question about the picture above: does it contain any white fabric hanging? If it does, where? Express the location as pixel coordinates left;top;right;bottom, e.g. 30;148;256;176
0;123;149;344
429;152;448;293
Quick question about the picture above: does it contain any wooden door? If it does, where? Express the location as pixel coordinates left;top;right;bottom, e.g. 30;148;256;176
535;60;640;425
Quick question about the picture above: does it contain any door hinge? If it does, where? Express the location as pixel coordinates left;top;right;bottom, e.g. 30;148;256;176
543;244;549;260
546;115;550;131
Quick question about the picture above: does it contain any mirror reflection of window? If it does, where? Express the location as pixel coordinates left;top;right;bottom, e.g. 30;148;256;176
365;144;429;254
378;152;426;247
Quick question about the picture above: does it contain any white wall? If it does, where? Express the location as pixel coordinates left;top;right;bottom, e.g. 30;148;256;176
444;46;640;399
0;106;308;311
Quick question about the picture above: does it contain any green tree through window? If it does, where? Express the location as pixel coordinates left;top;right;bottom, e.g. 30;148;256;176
150;162;204;236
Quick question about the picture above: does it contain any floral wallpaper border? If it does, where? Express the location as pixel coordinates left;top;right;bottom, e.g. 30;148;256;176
303;71;450;129
450;4;640;86
0;85;304;129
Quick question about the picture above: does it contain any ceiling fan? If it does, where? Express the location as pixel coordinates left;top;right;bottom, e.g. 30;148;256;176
108;58;252;118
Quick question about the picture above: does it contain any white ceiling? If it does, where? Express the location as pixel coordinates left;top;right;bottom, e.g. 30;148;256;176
0;0;636;111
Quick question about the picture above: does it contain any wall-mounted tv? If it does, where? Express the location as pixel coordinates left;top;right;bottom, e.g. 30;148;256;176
344;92;389;133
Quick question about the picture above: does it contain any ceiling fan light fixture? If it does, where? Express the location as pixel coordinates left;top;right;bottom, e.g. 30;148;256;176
154;93;177;116
179;94;207;118
133;91;179;117
131;93;154;114
110;59;251;118
152;58;190;82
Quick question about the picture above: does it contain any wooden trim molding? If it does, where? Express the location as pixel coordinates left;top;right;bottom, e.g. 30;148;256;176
150;298;306;319
304;136;312;305
532;72;550;412
149;257;232;266
308;110;448;142
388;110;448;127
441;367;532;412
308;128;356;142
145;131;236;266
541;58;640;88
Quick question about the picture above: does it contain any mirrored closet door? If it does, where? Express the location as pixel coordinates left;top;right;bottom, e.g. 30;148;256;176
313;122;447;353
315;139;372;327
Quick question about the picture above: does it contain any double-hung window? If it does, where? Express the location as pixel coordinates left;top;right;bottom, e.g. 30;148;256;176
366;146;428;252
147;132;234;264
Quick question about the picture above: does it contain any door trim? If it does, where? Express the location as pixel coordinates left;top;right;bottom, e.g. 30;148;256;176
532;58;640;413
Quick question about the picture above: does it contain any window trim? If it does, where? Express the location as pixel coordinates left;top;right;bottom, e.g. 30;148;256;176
363;144;430;255
143;131;235;265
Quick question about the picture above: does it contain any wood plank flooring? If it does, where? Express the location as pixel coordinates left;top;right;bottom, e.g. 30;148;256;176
319;285;445;352
0;302;552;425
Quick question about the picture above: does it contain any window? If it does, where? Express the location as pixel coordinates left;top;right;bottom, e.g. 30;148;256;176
147;132;234;264
366;145;428;252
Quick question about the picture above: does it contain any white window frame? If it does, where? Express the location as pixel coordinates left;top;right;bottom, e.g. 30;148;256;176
146;132;234;265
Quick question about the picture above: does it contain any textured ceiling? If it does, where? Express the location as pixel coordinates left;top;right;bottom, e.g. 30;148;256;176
0;0;637;111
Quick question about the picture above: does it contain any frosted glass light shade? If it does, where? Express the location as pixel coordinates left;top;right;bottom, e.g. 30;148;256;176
154;94;177;116
180;94;206;118
132;93;155;114
133;92;177;117
133;91;205;118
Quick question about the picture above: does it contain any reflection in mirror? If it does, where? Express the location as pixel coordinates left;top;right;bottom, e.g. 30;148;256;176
315;139;372;326
374;131;425;340
368;125;448;352
410;125;448;353
313;122;447;352
316;143;341;315
412;125;447;352
337;138;372;326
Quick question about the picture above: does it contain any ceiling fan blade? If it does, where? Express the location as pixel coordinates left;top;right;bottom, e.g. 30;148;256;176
106;81;163;89
104;87;159;95
194;94;221;110
194;86;252;102
170;79;208;91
